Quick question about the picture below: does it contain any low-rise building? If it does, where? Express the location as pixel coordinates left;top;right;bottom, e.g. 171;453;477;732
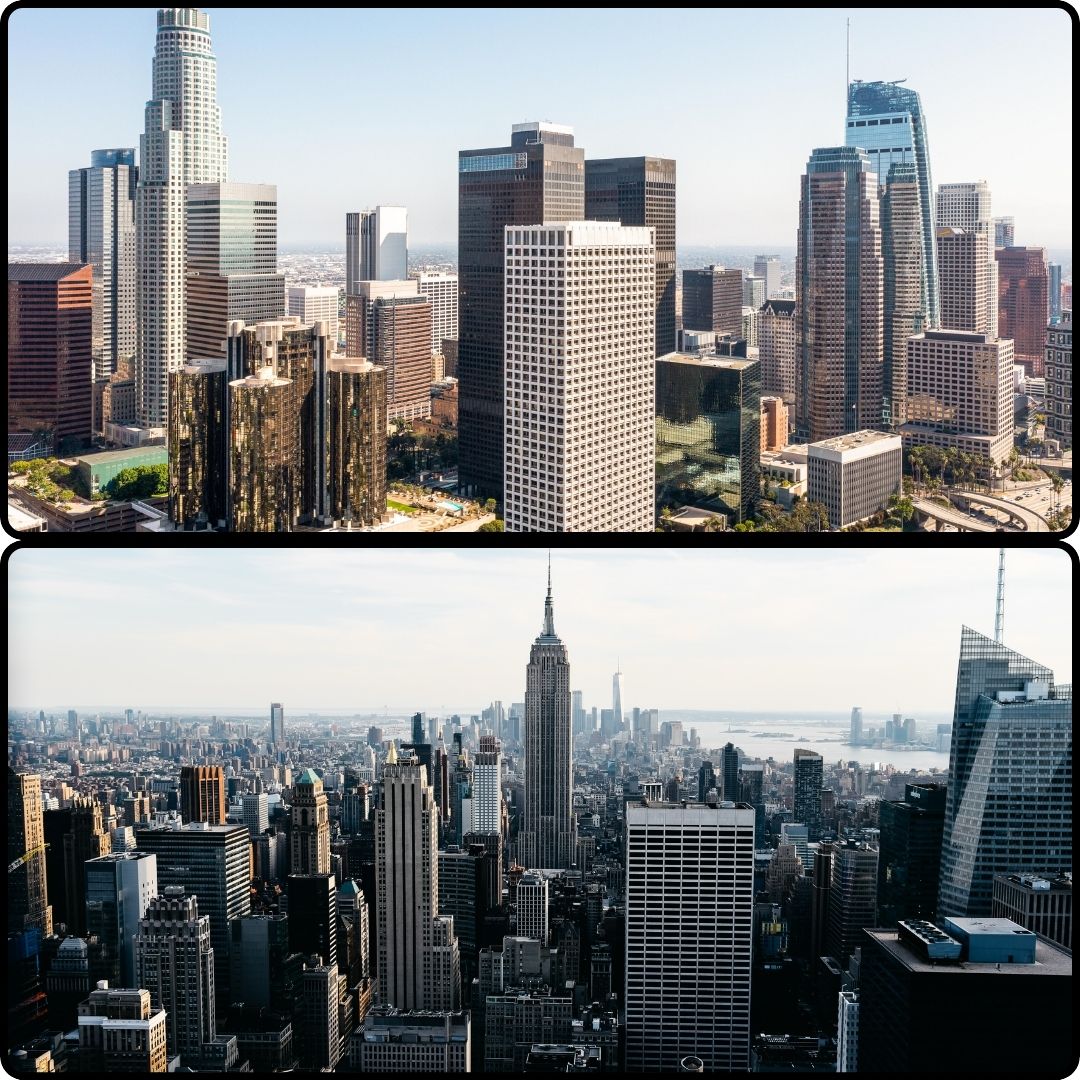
352;1006;470;1072
807;431;902;530
991;872;1071;952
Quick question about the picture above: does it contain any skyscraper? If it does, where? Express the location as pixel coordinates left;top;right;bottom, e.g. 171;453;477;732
850;707;862;745
1045;311;1071;450
84;850;159;989
1048;263;1062;323
168;356;227;529
793;748;824;841
625;801;755;1071
993;216;1015;250
796;146;883;441
287;285;340;346
179;765;227;825
472;736;502;835
698;761;716;802
826;840;879;966
503;221;656;533
76;986;168;1074
241;792;269;838
754;256;781;300
758;298;798;406
69;148;137;381
8;769;53;936
326;357;388;527
346;207;408;287
937;627;1072;918
877;783;946;927
290;768;331;876
519;562;574;870
846;79;938;327
721;742;739;802
414;271;459;352
516;872;549;945
270;702;285;747
936;181;997;336
136;6;227;429
585;155;677;355
458;120;585;499
681;265;743;337
612;668;624;733
997;247;1050;374
62;797;112;935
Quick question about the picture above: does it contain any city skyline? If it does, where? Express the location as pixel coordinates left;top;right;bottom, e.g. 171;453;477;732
6;8;1072;249
7;547;1071;713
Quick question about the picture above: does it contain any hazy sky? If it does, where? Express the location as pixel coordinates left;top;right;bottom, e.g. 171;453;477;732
7;548;1071;716
6;7;1072;248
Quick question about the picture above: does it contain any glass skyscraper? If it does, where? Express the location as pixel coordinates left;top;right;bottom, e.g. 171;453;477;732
846;80;939;328
937;627;1072;918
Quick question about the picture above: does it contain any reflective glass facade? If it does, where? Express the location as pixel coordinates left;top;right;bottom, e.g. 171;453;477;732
328;359;387;527
169;359;227;528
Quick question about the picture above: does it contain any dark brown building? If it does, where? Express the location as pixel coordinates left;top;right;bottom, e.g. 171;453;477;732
8;262;93;449
364;296;432;422
179;765;227;824
996;246;1049;374
168;358;227;529
681;265;743;337
585;156;677;356
327;357;387;527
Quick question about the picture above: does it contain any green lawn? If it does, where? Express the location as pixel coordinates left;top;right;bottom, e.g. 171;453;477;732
387;499;415;514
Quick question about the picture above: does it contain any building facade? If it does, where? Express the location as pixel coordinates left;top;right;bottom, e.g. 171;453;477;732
8;770;53;937
754;256;781;299
826;840;879;966
346;206;408;287
681;266;743;337
76;986;168;1073
757;298;797;405
877;783;946;927
84;851;158;988
179;765;226;825
356;1007;470;1072
792;748;824;841
287;285;339;346
168;357;227;528
327;357;387;527
996;246;1049;374
1045;310;1072;448
414;271;458;352
807;430;902;530
936;180;997;336
290;768;331;876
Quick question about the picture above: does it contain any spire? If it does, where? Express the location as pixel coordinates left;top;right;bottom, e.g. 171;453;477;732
543;551;555;637
994;548;1005;643
387;741;398;765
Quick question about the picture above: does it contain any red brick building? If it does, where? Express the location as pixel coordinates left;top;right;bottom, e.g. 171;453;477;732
996;246;1049;374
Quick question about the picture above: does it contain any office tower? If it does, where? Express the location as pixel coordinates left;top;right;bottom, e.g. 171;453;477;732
299;959;342;1070
792;749;823;841
84;851;158;987
850;707;862;745
62;798;112;936
698;761;717;803
458;120;585;499
483;989;574;1071
1045;310;1072;448
242;792;269;838
754;255;781;299
796;147;883;440
179;765;226;825
1048;263;1062;323
186;182;285;359
357;1008;471;1072
291;769;331;875
720;743;739;802
472;735;502;835
612;669;624;732
229;913;301;1010
681;265;743;336
993;216;1014;249
938;627;1072;918
880;162;927;427
902;330;1014;464
846;79;938;326
836;990;859;1073
69;148;137;381
346;206;408;286
287;873;338;972
625;801;755;1071
758;299;797;405
287;284;339;345
503;221;655;532
136;7;227;429
337;877;371;986
135;887;217;1065
809;841;833;962
585;156;677;355
738;764;765;842
826;840;878;966
76;986;168;1073
760;394;789;452
376;746;459;1009
228;366;297;531
743;274;766;310
936;180;997;336
8;770;53;936
655;350;762;525
779;821;809;868
326;357;387;527
414;271;458;352
270;702;285;747
807;430;902;530
432;914;461;1010
997;247;1050;374
516;871;549;945
877;784;947;927
992;873;1072;952
7;263;93;450
134;822;251;1001
519;564;574;869
859;919;1071;1074
168;357;227;528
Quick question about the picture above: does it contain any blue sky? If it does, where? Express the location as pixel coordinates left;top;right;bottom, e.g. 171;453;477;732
6;7;1072;248
7;548;1071;714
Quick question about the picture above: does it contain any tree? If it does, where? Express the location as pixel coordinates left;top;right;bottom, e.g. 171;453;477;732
700;515;725;533
107;464;168;501
478;518;504;532
483;498;497;515
888;493;915;530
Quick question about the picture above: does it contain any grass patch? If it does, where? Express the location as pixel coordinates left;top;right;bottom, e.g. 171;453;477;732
387;499;415;514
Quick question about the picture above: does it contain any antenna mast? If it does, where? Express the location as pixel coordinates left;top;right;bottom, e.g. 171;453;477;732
846;17;851;129
994;548;1005;643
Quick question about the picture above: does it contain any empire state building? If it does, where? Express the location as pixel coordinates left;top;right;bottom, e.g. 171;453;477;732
519;559;574;870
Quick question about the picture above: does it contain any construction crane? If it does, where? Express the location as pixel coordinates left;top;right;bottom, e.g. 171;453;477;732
7;843;49;874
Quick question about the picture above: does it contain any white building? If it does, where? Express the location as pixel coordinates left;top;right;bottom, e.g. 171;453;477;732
936;181;997;337
414;271;459;352
136;7;228;428
625;802;755;1071
516;872;549;946
837;989;859;1072
346;206;408;288
807;430;903;530
472;736;502;835
503;221;655;532
287;285;340;346
241;791;268;837
754;255;781;299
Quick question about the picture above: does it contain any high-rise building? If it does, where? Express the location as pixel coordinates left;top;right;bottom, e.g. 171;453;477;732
792;749;824;842
809;841;833;962
287;285;339;346
69;148;137;382
836;989;859;1073
997;247;1050;374
721;743;739;802
585;155;677;355
472;735;502;835
299;959;343;1070
880;162;927;427
655;351;762;524
7;263;93;450
376;745;460;1010
84;851;158;988
326;357;388;527
503;221;655;532
796;147;883;441
901;330;1014;464
186;182;285;359
8;769;53;937
76;985;168;1073
758;299;797;406
458;120;585;499
850;707;862;745
612;669;624;732
241;791;269;838
846;79;938;327
179;765;226;825
346;207;408;287
62;798;112;936
287;873;338;972
743;274;766;311
993;216;1015;249
754;256;781;300
1045;310;1072;448
1048;263;1062;323
825;840;878;966
698;761;717;802
290;768;331;876
516;871;549;945
877;784;946;928
991;873;1072;952
414;271;459;352
681;266;743;337
937;627;1072;918
936;181;997;336
738;764;765;842
807;430;903;530
136;7;228;429
624;801;755;1071
270;703;285;747
519;563;574;870
229;913;301;1011
168;357;227;528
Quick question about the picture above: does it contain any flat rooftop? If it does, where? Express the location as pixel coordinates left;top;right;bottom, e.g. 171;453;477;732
809;430;900;453
866;928;1071;976
657;351;757;372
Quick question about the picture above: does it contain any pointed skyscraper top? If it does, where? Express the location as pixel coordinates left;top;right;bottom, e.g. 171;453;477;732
387;741;398;765
542;551;556;638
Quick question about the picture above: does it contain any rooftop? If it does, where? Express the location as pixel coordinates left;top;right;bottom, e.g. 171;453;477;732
809;429;901;454
657;351;758;372
8;261;88;282
866;927;1071;976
